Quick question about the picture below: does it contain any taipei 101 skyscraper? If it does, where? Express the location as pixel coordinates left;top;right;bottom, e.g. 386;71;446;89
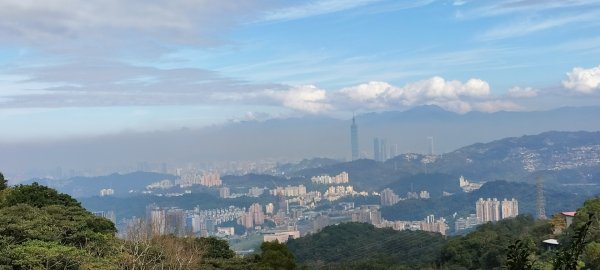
351;115;359;161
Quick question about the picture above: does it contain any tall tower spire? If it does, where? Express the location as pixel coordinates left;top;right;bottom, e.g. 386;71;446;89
350;113;359;161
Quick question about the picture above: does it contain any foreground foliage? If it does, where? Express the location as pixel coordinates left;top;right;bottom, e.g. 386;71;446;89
0;178;299;269
5;171;600;269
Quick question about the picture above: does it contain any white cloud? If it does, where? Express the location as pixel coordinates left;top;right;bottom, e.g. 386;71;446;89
262;0;380;22
478;12;596;41
453;0;468;6
0;0;277;55
507;86;538;98
334;76;514;113
0;63;522;114
338;81;394;109
471;100;521;112
562;65;600;94
266;85;332;114
389;76;491;100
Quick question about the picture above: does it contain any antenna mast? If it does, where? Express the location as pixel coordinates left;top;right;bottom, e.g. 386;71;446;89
536;176;546;220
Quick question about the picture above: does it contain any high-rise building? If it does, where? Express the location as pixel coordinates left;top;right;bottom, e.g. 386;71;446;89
265;203;274;215
380;139;388;161
476;198;518;223
373;138;380;162
249;203;264;226
380;188;400;206
219;187;230;198
420;215;448;236
165;208;185;236
501;198;519;219
149;206;166;235
201;171;222;187
428;136;435;155
351;116;359;161
476;198;500;223
351;205;382;225
248;187;264;197
237;203;265;229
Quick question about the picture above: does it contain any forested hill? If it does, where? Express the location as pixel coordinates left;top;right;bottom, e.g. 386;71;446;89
286;222;446;269
288;209;600;270
0;180;302;269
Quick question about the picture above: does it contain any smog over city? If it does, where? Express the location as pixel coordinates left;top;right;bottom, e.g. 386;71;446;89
1;1;600;269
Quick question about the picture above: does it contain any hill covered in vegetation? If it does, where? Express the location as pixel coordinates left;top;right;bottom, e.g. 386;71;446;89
287;222;445;269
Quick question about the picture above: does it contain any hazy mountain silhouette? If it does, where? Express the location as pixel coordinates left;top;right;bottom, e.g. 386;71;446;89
3;106;600;181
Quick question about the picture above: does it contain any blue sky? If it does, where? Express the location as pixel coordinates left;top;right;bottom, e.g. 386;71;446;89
1;0;600;142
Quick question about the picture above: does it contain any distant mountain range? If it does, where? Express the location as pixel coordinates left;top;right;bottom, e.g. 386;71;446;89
291;130;600;191
22;172;177;197
21;130;600;199
3;106;600;179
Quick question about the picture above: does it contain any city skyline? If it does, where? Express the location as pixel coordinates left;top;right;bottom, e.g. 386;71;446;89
2;1;600;268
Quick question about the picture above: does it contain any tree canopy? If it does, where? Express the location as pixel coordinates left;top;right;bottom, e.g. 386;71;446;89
287;222;445;269
1;182;81;208
0;172;6;191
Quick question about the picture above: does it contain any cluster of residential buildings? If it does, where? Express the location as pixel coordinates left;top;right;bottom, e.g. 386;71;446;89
238;203;266;229
454;198;520;232
144;171;223;192
380;188;400;206
344;205;448;235
380;188;431;206
459;176;483;192
269;185;307;197
376;215;448;236
139;204;244;237
115;166;527;251
179;171;222;187
99;188;114;196
311;172;349;184
476;198;519;223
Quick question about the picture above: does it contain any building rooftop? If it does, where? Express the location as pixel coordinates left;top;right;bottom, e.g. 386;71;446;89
542;239;559;245
561;211;576;217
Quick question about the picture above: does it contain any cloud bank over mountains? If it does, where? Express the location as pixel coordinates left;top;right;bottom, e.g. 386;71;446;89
2;62;599;115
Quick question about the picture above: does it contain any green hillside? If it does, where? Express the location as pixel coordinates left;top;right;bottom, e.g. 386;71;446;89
287;222;446;269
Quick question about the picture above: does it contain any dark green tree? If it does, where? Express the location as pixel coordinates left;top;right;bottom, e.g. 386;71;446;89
553;214;594;270
570;198;600;242
441;215;551;269
505;239;536;270
0;204;116;247
0;172;6;191
1;182;81;208
258;241;297;270
196;237;235;259
9;240;84;270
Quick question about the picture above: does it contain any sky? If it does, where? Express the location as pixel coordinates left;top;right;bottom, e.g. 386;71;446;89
1;0;600;143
